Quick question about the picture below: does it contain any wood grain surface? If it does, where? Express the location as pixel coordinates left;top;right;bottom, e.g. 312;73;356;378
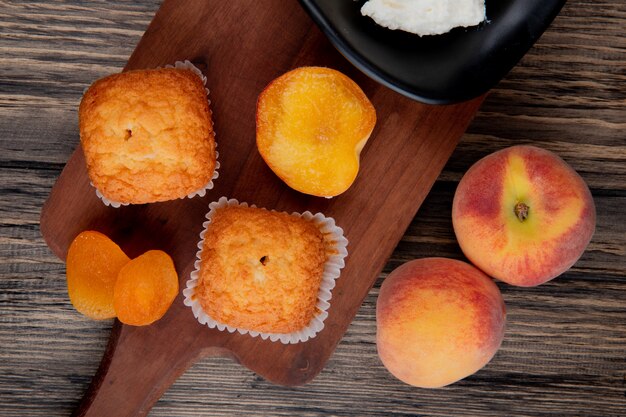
1;1;625;416
40;1;485;414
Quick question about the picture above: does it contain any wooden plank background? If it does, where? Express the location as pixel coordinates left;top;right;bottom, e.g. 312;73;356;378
1;1;624;416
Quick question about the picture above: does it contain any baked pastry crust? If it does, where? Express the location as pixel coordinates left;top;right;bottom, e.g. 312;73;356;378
79;68;215;204
197;206;326;334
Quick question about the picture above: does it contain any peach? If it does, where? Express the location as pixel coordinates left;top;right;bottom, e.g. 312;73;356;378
452;145;595;287
256;67;376;197
377;258;506;388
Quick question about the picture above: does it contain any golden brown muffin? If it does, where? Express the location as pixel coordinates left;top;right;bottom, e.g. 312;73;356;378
197;206;326;334
79;68;216;204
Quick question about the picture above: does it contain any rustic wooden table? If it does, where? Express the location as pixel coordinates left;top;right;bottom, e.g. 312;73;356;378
1;1;624;416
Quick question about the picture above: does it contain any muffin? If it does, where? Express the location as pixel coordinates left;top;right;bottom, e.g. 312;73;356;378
79;67;216;204
198;205;326;333
184;197;349;343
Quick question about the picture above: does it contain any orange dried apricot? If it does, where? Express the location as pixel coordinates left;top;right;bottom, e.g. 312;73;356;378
113;250;179;326
66;231;130;320
256;66;376;197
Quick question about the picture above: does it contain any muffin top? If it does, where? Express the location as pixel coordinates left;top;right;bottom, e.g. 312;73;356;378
197;205;326;334
79;68;215;204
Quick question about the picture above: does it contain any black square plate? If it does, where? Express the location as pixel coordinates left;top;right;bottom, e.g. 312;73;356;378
299;0;567;104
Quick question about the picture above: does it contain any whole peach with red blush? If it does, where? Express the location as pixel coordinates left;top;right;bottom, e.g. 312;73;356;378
376;258;506;388
452;145;595;287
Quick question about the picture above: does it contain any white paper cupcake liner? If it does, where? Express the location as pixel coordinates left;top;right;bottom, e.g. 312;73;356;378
91;60;219;207
183;197;349;344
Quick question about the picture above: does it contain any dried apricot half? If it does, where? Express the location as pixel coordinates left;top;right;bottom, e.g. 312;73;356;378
113;250;179;326
66;231;130;320
256;66;376;197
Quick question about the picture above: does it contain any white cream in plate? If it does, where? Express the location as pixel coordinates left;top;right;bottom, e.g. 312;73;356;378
361;0;486;37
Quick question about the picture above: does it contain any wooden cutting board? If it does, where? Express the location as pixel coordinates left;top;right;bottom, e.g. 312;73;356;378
40;0;484;415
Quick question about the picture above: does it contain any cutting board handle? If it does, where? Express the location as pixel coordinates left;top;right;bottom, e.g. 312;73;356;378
72;320;229;417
